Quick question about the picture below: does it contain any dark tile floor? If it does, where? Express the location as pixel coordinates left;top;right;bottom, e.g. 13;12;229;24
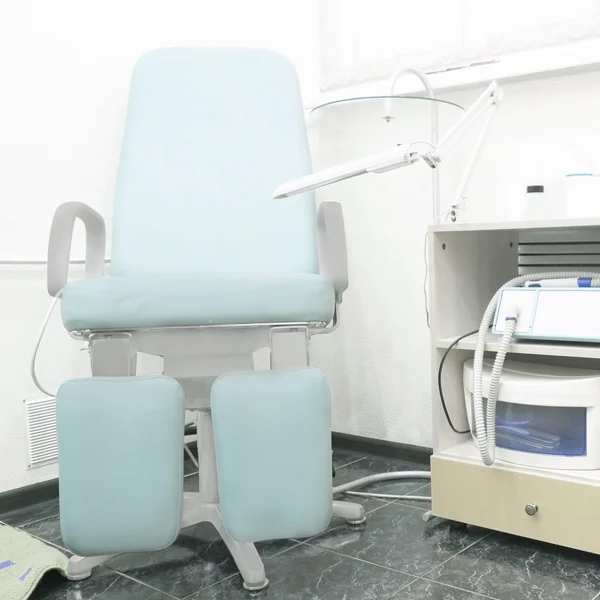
3;448;600;599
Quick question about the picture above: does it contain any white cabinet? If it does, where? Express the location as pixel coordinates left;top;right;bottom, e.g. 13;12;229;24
429;217;600;553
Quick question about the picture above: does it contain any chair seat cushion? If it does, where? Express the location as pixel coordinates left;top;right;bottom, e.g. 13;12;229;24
61;273;335;331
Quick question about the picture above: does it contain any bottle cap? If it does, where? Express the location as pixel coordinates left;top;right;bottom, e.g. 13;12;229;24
526;185;544;193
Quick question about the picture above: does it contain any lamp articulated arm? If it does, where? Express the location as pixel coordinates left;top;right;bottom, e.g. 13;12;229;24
273;81;502;220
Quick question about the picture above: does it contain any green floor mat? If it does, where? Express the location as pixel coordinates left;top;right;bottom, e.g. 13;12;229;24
0;524;68;600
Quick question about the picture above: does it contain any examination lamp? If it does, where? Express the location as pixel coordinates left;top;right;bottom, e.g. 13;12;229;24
273;81;502;219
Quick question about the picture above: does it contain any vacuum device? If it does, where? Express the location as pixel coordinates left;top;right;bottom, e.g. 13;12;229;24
471;271;600;468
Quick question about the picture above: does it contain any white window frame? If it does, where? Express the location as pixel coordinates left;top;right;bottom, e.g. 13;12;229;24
316;1;600;102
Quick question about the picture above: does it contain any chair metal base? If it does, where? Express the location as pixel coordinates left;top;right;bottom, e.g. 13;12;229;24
66;494;365;590
243;579;270;592
182;493;268;590
68;332;364;590
332;499;366;525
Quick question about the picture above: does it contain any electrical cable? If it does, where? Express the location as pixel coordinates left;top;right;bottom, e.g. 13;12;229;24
405;140;438;330
31;291;62;397
437;328;479;435
423;209;454;329
423;233;431;329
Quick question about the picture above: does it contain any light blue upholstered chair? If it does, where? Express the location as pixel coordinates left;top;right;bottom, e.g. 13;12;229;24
48;48;364;591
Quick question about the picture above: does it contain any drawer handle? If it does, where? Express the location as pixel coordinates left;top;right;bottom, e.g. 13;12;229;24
525;503;538;516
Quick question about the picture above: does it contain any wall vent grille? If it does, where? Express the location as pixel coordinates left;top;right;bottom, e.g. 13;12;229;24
24;396;58;469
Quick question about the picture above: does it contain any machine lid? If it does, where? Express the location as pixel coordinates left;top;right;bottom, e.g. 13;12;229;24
463;358;600;394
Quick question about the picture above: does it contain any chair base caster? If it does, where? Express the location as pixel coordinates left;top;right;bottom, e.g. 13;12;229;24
243;578;269;592
66;571;92;582
346;516;367;526
66;554;115;581
332;499;365;526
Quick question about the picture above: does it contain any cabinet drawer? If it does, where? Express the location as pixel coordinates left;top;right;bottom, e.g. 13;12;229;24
431;455;600;554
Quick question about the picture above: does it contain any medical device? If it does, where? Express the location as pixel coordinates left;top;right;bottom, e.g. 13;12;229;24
463;358;600;470
471;271;600;468
494;286;600;342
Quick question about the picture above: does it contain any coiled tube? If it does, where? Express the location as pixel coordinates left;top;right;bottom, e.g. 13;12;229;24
473;271;600;466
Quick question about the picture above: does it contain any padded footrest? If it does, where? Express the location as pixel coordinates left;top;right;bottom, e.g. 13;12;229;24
56;376;185;556
211;367;332;542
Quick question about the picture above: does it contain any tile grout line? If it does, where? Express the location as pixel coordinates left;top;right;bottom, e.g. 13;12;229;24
300;529;498;595
341;490;428;509
308;495;428;547
178;573;240;599
22;521;240;600
263;540;304;561
6;512;61;529
304;498;394;556
383;575;419;599
414;576;504;600
334;456;368;470
305;496;397;544
405;482;430;494
297;540;417;579
107;568;180;599
18;528;69;553
334;490;396;506
9;457;502;599
110;543;303;598
418;530;494;579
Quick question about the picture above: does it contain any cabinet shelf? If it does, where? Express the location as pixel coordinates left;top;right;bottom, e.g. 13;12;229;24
435;331;600;360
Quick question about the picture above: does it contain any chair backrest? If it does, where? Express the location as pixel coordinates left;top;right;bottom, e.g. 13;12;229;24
110;47;318;277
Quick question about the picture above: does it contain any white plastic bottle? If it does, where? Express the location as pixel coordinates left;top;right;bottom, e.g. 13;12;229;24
564;173;600;219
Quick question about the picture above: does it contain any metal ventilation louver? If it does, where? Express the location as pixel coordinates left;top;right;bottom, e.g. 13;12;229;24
519;229;600;275
24;396;58;468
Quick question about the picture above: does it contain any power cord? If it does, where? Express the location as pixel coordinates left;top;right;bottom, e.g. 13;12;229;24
437;328;479;435
31;292;62;397
423;210;455;329
423;233;431;329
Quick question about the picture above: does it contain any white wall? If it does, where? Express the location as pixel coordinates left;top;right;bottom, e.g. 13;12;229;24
0;0;318;493
311;68;600;448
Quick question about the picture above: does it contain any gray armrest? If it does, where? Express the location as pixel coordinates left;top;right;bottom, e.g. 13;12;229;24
317;202;348;302
47;202;106;296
